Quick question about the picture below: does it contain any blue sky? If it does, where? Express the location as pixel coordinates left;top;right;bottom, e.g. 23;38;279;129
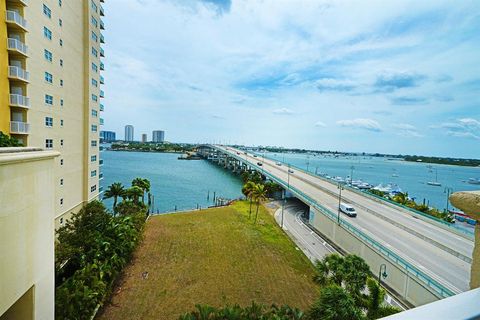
102;0;480;158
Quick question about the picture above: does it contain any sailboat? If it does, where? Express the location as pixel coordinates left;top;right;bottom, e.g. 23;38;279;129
427;168;441;186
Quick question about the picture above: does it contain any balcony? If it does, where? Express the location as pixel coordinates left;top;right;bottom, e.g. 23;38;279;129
100;62;104;71
100;90;104;98
100;75;104;84
10;121;30;134
99;173;104;180
100;20;105;30
99;159;104;166
99;104;104;111
100;5;105;16
10;94;30;109
100;34;105;44
8;66;29;82
100;48;105;57
8;0;28;6
100;118;104;125
7;38;28;56
6;10;28;31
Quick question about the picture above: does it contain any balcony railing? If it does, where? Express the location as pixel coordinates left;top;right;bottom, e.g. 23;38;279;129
100;62;104;71
99;159;104;166
8;65;29;82
99;173;104;180
10;93;30;108
100;118;104;125
100;75;104;84
100;90;104;98
10;121;30;134
100;34;105;43
100;48;105;57
6;10;27;30
100;20;105;30
99;104;104;111
10;0;28;6
100;5;105;16
7;38;28;56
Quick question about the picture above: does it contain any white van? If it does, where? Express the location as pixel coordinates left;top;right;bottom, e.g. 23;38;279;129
339;202;357;217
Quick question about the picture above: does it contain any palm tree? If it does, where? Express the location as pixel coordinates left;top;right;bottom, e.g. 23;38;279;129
132;178;151;204
242;181;256;218
363;278;401;319
103;182;125;215
252;183;267;224
126;186;143;204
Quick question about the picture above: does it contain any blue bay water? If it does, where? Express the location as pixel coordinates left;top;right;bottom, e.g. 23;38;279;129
100;151;243;213
264;152;480;212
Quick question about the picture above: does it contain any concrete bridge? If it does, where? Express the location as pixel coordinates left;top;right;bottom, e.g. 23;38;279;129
197;145;474;307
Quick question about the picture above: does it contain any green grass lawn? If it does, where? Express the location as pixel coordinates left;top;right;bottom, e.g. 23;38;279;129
98;201;319;320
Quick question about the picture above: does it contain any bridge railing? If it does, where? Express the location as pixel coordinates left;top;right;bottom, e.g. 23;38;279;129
246;149;473;237
210;145;458;299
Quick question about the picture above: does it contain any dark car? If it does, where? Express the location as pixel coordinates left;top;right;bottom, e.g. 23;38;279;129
257;162;263;166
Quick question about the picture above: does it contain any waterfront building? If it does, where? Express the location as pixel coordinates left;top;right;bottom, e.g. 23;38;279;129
142;133;147;143
152;130;165;143
125;125;134;141
100;130;116;143
0;0;106;229
0;0;106;318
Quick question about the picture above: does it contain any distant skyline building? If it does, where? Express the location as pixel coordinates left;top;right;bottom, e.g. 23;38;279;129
100;131;116;143
152;130;165;143
125;125;134;142
142;133;147;143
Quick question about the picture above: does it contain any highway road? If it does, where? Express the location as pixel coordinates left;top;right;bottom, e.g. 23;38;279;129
216;146;473;293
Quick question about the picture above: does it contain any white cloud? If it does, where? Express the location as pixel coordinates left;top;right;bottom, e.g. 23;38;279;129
432;118;480;140
272;107;295;115
337;118;382;132
314;121;327;127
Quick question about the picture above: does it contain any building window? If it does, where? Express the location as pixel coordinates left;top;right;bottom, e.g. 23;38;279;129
45;72;53;83
91;16;98;28
92;47;98;57
91;185;97;192
60;198;63;206
91;31;98;42
59;18;62;27
60;59;63;67
60;178;63;186
44;49;53;62
60;79;63;86
91;125;97;132
91;155;97;162
60;139;64;146
59;39;63;46
91;109;98;117
45;94;53;105
60;119;64;126
92;78;98;87
91;0;98;12
92;63;98;72
92;94;98;102
45;117;53;127
44;27;52;40
91;140;97;147
60;159;64;165
60;217;63;224
43;4;52;18
60;99;64;106
45;139;53;149
59;0;62;6
91;170;97;177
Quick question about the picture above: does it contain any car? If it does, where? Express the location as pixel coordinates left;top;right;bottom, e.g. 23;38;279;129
288;169;294;174
236;152;240;155
339;202;357;217
257;162;263;166
253;155;257;158
276;162;282;166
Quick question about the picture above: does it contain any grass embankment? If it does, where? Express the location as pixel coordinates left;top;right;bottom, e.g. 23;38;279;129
98;201;319;320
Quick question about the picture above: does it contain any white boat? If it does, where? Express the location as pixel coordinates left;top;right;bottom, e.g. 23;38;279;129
467;178;480;185
427;168;441;187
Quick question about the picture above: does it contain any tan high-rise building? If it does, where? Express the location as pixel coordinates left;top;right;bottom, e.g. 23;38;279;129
0;0;106;228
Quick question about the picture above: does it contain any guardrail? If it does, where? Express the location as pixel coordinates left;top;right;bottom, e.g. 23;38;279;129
247;149;474;237
210;145;459;299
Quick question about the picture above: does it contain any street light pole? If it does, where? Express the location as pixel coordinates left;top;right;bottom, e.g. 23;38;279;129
444;187;453;212
287;164;291;190
281;190;286;228
337;183;343;224
350;165;355;185
378;264;388;287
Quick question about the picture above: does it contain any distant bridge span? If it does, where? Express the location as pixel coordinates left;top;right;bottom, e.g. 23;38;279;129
198;145;474;307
